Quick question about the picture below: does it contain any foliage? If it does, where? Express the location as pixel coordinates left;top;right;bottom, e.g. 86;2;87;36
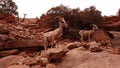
46;5;104;29
80;6;104;29
0;0;18;16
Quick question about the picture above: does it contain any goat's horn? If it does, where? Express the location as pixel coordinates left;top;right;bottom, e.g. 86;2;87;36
54;16;62;19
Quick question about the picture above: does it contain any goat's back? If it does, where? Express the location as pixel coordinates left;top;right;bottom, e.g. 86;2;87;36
79;30;93;35
44;28;62;41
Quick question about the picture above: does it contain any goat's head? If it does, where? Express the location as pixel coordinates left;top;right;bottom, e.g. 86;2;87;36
59;17;68;27
90;24;99;30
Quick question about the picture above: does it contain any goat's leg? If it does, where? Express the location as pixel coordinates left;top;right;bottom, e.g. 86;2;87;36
80;34;84;42
88;34;90;42
44;41;47;51
43;42;48;54
44;38;48;51
51;38;54;48
81;38;84;42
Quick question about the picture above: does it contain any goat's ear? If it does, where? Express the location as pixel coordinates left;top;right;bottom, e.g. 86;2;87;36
61;21;64;23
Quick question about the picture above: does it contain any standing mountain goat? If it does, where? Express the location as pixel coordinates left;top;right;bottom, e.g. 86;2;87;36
43;17;68;50
79;24;99;42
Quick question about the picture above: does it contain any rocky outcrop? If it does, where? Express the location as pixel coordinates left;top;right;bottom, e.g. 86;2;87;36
58;48;120;68
91;29;114;42
0;55;25;68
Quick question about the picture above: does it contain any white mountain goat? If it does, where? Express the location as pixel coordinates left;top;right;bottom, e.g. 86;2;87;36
79;24;99;42
43;17;68;50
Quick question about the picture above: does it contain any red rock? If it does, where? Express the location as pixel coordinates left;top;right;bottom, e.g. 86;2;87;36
46;63;57;68
31;65;42;68
0;55;25;68
4;37;42;49
0;49;18;56
7;65;30;68
0;41;4;46
24;56;37;65
0;34;9;41
48;50;67;63
58;48;120;68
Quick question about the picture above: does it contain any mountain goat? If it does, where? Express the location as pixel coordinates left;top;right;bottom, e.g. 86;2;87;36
43;17;68;51
79;24;99;42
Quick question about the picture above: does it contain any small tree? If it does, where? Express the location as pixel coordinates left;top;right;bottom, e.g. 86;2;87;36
80;6;103;29
0;0;18;16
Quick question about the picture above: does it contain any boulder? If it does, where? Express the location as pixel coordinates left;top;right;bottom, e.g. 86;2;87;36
24;56;38;65
86;41;102;52
46;63;57;68
91;29;114;42
0;55;25;68
66;41;81;50
48;50;67;63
